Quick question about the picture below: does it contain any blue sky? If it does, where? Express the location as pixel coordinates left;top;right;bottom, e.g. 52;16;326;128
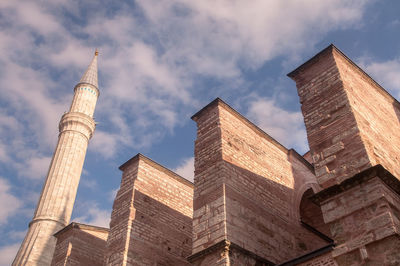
1;0;400;264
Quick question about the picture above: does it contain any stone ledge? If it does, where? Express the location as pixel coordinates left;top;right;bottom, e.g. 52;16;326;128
311;164;400;205
287;44;400;109
118;153;194;188
53;222;109;237
277;243;335;266
191;98;288;153
187;239;274;265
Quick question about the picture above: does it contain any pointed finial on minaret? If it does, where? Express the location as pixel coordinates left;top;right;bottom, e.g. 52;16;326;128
78;49;99;89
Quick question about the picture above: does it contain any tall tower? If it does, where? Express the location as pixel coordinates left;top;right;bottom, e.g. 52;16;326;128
13;50;100;265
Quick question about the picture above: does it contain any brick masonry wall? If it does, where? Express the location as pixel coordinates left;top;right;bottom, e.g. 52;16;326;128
321;175;400;264
300;188;331;238
51;223;108;266
191;247;230;266
192;99;329;264
289;46;371;188
290;45;400;265
105;154;193;266
219;102;327;263
289;45;400;188
192;103;227;257
105;158;138;266
333;52;400;180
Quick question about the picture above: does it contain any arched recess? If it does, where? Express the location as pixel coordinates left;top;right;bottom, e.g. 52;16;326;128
299;188;332;239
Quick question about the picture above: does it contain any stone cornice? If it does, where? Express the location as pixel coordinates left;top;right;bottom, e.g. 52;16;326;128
59;112;96;140
187;239;274;265
74;82;100;98
53;222;109;238
277;243;335;266
29;217;67;228
311;164;400;205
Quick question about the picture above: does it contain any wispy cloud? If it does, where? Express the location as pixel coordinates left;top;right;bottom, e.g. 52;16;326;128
0;178;22;225
17;156;51;180
0;0;372;168
0;243;20;266
247;98;308;153
360;58;400;99
174;157;194;182
108;188;119;202
0;0;374;244
74;202;110;228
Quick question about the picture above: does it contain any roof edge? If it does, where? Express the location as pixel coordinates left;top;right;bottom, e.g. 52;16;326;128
287;44;334;78
311;164;400;205
192;97;288;153
53;222;109;237
191;97;222;120
119;153;194;188
287;44;400;107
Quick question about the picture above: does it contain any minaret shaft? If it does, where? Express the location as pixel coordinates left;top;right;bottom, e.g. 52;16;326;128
13;52;99;266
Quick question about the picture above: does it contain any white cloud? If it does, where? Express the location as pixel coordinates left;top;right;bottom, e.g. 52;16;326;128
361;58;400;99
137;0;369;70
0;243;20;266
0;1;378;263
109;188;119;202
18;156;51;180
90;131;118;158
74;205;110;228
174;157;194;182
0;178;22;225
80;177;98;190
8;230;27;241
0;0;372;173
0;142;10;163
247;98;308;153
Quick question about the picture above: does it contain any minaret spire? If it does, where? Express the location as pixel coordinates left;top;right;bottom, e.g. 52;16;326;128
13;50;100;266
79;49;99;89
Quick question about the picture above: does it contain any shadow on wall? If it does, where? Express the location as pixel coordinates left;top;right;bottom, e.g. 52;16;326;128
299;188;331;238
53;229;107;265
126;190;192;266
222;160;330;264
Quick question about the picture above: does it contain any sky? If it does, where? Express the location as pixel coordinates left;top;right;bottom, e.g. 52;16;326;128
0;0;400;264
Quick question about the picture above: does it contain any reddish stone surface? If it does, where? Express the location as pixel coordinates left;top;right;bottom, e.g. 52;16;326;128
300;188;331;238
322;174;400;265
334;53;400;181
191;99;329;264
290;45;400;265
289;44;400;188
104;154;193;265
51;222;108;266
46;44;400;265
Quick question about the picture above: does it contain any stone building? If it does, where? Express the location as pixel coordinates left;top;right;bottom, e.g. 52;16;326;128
15;44;400;265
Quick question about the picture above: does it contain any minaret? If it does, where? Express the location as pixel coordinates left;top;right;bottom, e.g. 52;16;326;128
13;50;100;265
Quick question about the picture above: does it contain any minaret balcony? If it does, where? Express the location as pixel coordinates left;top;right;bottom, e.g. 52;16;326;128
59;112;96;140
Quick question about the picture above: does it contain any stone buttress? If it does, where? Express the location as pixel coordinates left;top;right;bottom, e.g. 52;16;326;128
189;99;330;265
289;44;400;265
